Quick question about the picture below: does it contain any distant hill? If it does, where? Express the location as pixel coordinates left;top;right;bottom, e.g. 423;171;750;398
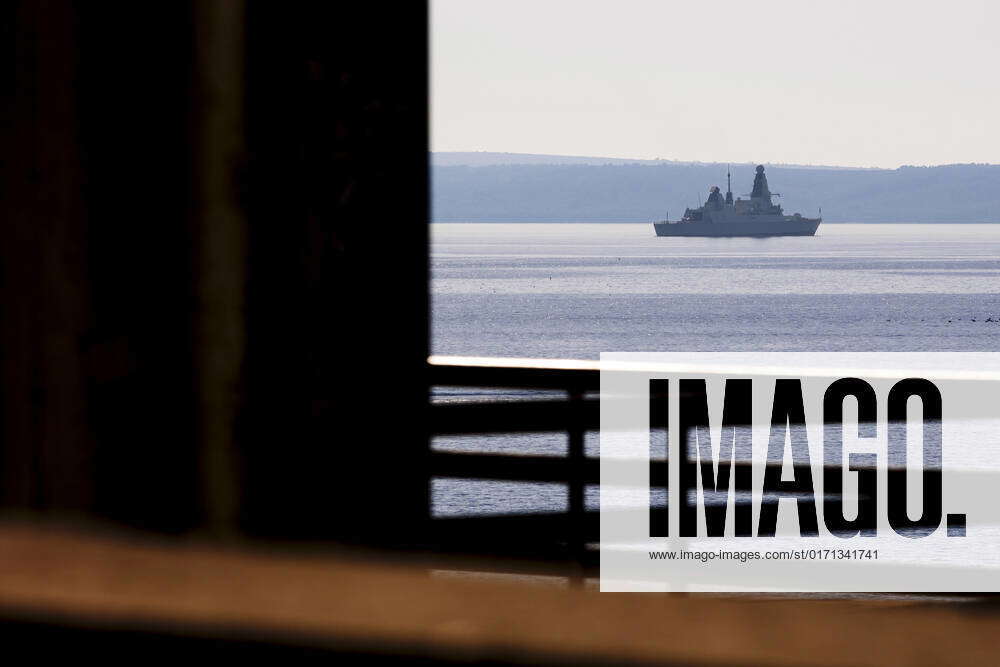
433;151;682;167
431;154;1000;223
431;152;873;170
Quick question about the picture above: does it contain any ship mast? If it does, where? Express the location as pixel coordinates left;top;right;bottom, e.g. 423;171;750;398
724;166;734;206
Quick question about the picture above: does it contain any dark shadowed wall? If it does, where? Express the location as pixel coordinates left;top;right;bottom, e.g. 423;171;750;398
0;1;429;543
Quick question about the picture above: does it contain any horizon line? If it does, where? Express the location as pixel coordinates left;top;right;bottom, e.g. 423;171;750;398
431;150;1000;171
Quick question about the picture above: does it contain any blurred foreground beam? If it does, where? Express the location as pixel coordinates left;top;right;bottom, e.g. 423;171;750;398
0;521;997;666
191;0;247;535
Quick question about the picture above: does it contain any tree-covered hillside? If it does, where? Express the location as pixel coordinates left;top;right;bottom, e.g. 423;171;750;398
432;161;1000;223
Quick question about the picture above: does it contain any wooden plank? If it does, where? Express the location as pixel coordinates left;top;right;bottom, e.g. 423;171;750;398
0;522;997;666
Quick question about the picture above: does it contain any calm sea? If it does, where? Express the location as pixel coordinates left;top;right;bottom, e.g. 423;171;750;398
433;223;1000;358
430;223;1000;525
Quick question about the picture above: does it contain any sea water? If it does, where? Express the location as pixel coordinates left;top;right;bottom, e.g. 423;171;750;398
431;223;1000;520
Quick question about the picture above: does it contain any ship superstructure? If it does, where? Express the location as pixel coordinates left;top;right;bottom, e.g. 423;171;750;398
653;165;821;237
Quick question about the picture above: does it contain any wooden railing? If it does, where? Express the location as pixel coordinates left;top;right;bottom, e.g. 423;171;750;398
425;356;980;583
428;357;598;575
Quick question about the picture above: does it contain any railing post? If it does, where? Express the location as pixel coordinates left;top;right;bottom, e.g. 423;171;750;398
568;385;586;584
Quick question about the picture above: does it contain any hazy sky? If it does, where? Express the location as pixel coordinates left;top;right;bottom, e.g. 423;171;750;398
432;0;1000;168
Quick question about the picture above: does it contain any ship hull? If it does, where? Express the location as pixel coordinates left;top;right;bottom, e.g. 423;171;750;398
653;217;820;238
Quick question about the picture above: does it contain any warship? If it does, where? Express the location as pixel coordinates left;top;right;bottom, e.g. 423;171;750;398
653;165;821;237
